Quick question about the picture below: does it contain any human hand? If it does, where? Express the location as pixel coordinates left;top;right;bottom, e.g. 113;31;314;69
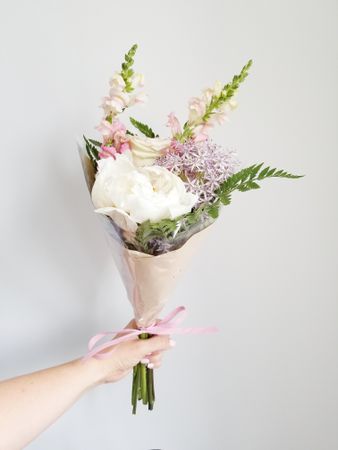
85;319;175;385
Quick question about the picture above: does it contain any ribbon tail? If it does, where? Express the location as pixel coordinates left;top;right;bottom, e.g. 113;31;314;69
83;307;218;361
83;329;141;361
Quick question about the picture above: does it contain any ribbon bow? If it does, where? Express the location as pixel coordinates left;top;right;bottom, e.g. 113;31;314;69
83;306;218;360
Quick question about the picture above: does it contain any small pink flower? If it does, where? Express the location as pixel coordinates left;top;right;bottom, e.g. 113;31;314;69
167;112;182;137
131;73;145;89
99;145;117;159
194;133;208;142
114;131;131;152
129;91;148;106
188;97;206;124
96;119;121;137
96;119;131;159
193;123;212;142
119;142;130;153
208;110;228;126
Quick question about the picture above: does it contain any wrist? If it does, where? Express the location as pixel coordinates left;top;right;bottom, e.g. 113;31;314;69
72;357;106;390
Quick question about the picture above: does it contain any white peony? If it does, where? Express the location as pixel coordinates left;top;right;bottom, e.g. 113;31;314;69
91;151;197;232
129;135;171;166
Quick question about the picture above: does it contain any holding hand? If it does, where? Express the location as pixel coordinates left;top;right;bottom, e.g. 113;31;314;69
0;318;175;449
89;319;175;384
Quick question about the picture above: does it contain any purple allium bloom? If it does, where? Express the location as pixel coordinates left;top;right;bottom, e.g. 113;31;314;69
156;139;238;204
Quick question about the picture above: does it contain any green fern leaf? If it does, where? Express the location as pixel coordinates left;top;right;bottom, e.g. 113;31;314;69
216;163;303;206
130;117;157;138
89;139;102;147
83;135;99;165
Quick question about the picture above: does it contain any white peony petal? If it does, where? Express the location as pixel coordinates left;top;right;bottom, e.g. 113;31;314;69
91;151;197;227
94;207;138;233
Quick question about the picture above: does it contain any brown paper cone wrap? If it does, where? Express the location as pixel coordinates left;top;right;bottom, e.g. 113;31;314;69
78;144;210;327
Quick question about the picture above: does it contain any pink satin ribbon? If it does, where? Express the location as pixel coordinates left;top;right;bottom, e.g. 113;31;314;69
83;306;218;360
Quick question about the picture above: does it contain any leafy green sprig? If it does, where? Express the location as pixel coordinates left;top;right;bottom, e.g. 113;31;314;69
132;163;302;254
216;163;303;206
83;135;99;168
129;117;158;138
88;138;102;147
133;203;215;253
121;44;138;93
177;121;194;142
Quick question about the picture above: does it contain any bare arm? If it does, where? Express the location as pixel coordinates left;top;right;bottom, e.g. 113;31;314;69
0;327;173;450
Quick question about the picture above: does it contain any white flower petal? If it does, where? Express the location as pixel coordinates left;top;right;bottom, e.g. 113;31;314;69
91;152;197;226
129;136;171;166
95;207;138;233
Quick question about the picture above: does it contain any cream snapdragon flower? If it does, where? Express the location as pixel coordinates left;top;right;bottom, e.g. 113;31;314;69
101;72;147;118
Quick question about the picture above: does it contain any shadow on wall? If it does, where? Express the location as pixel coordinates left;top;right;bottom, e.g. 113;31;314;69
3;135;125;365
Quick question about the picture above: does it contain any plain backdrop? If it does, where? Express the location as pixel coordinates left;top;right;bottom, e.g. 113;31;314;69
0;1;337;449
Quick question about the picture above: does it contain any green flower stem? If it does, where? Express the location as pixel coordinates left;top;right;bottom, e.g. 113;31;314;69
137;376;142;401
139;333;149;405
147;367;155;410
140;363;148;405
132;366;137;405
151;369;155;402
132;365;140;415
131;332;157;413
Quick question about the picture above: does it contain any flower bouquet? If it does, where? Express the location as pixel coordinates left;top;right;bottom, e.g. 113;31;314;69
79;44;302;414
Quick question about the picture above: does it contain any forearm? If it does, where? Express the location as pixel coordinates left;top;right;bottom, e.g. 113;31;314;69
0;332;171;449
0;358;100;450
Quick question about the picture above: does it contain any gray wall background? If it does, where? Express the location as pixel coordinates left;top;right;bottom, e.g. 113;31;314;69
0;0;337;449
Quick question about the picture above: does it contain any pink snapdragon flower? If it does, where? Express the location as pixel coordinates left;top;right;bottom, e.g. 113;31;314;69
193;123;212;142
129;91;148;106
167;112;182;137
101;94;128;116
186;81;236;142
99;146;118;159
96;119;131;159
188;97;207;124
100;71;147;118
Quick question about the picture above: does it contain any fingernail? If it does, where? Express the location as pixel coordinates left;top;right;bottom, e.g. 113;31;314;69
147;363;154;369
141;358;150;364
169;339;176;347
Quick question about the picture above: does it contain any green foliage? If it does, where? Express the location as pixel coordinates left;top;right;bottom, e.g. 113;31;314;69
205;202;220;219
178;122;194;142
83;135;99;168
129;117;158;138
132;163;302;254
121;44;138;93
135;218;179;249
134;203;212;252
216;163;303;206
89;138;102;147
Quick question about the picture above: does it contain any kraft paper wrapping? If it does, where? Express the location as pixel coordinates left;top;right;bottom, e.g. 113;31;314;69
78;145;210;327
